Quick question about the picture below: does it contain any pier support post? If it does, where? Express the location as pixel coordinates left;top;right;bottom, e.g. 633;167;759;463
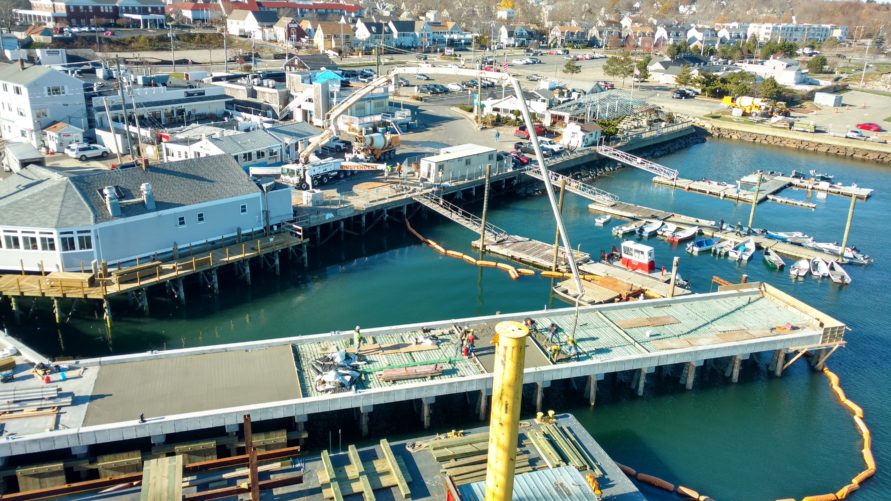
315;225;321;243
52;298;61;325
339;221;345;242
103;299;112;328
176;278;186;305
684;361;696;390
294;415;308;446
586;374;598;406
382;209;389;229
242;260;252;285
534;381;550;413
478;389;489;421
773;350;786;377
211;270;219;294
360;406;372;437
636;368;647;396
10;296;20;323
225;423;239;455
730;355;743;383
273;251;280;276
150;434;167;446
421;397;434;429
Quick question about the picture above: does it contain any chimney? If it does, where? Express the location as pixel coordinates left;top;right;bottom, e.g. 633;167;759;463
103;186;121;217
18;58;25;71
484;320;530;501
140;182;156;210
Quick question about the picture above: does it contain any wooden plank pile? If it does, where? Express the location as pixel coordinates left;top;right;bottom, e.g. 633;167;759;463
428;433;535;486
378;363;443;383
0;385;72;414
614;315;680;329
318;439;412;500
527;423;603;478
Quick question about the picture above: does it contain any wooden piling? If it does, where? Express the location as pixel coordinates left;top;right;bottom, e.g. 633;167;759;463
839;195;857;262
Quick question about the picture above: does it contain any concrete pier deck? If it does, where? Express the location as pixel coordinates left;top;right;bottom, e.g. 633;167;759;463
0;283;844;459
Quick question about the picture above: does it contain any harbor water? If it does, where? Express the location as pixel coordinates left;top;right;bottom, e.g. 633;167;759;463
3;138;889;499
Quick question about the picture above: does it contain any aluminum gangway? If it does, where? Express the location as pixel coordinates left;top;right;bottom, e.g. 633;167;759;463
413;192;511;243
597;145;679;180
524;169;620;205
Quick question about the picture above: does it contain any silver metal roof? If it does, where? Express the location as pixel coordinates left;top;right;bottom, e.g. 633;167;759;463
458;466;599;500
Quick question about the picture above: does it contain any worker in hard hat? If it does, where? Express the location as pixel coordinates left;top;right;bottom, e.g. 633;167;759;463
354;326;364;350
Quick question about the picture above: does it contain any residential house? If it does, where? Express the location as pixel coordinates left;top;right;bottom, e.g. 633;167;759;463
560;122;601;149
0;63;88;148
227;9;278;39
589;19;622;48
274;17;308;45
227;9;251;36
499;25;532;47
314;21;353;52
162;129;291;168
481;90;551;117
388;20;419;49
715;22;750;43
653;24;686;48
648;56;739;85
549;25;586;46
624;24;654;51
416;21;468;48
257;1;363;19
0;155;293;271
686;25;718;48
165;3;222;23
353;19;392;51
737;58;808;86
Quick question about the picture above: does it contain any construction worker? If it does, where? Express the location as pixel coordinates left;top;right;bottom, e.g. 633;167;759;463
354;325;364;350
568;337;579;359
466;329;475;347
547;323;559;343
549;344;561;362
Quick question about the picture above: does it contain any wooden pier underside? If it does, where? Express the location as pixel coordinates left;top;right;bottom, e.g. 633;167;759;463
0;233;306;300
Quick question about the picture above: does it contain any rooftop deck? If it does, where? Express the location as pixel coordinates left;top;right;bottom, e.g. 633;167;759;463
0;284;844;458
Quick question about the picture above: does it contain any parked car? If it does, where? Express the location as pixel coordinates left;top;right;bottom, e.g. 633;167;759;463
446;82;464;92
537;137;565;154
65;143;109;160
415;73;432;80
416;54;428;61
480;79;497;88
509;151;530;165
323;138;350;153
856;122;882;132
429;84;448;94
514;123;547;139
526;74;542;81
846;130;866;140
511;58;530;65
672;89;694;99
527;57;541;64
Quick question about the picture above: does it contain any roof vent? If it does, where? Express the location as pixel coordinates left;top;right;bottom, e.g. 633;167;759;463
103;185;121;217
140;182;156;210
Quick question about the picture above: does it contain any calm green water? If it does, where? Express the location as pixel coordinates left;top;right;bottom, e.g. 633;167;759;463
3;138;889;499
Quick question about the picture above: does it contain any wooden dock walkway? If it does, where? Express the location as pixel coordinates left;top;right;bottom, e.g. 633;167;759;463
0;232;307;301
652;176;789;204
780;176;873;200
472;238;590;271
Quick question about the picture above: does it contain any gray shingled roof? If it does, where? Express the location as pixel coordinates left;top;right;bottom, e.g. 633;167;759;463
68;155;260;223
251;10;279;24
0;167;94;228
207;129;283;155
266;122;322;142
0;63;56;86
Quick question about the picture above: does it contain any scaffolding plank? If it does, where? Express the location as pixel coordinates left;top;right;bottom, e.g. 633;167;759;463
140;455;183;501
320;450;343;501
379;439;410;499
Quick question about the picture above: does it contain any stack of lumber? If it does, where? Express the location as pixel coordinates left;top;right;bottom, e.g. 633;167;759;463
529;423;603;477
378;364;443;382
429;433;536;486
317;439;412;500
0;385;72;414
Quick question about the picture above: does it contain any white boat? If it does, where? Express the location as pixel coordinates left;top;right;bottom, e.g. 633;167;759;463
712;239;734;256
728;238;756;262
828;261;852;285
657;223;677;238
612;220;644;236
637;220;663;238
808;242;871;265
594;214;612;226
765;231;812;245
687;237;718;255
810;258;830;278
667;226;698;245
789;259;810;279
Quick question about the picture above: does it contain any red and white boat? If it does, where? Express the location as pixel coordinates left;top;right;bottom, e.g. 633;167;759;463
666;226;699;245
619;241;656;273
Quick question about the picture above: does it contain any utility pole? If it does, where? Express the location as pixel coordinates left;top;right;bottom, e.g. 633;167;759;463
102;97;123;165
859;39;871;87
747;171;762;228
126;85;146;169
115;59;135;158
169;24;176;73
839;195;857;262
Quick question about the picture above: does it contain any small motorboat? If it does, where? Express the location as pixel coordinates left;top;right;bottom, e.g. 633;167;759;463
789;259;809;278
612;220;644;236
657;223;677;238
637;220;664;238
687;237;718;255
810;258;830;278
594;214;612;226
808;242;871;265
712;239;734;256
728;238;756;262
765;231;812;245
763;248;786;270
667;226;698;245
809;170;834;182
828;260;852;285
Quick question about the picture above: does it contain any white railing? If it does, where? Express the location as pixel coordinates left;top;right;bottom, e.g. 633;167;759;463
413;192;511;242
524;169;619;205
596;145;679;180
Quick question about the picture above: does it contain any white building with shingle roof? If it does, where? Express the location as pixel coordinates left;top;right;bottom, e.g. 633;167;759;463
0;155;293;271
0;62;88;148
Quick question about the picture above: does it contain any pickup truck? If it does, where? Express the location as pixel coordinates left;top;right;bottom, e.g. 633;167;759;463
514;123;547;139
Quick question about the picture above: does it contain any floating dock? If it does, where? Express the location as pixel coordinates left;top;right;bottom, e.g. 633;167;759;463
0;283;845;462
653;173;874;206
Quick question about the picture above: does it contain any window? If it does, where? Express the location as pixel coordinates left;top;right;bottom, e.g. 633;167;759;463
197;212;205;223
22;235;38;250
256;150;265;159
1;84;6;92
40;235;56;251
4;234;21;250
240;204;247;214
77;234;92;250
465;158;471;165
13;86;21;95
177;216;186;227
34;109;48;120
241;152;253;162
16;107;25;117
46;86;64;96
60;234;76;252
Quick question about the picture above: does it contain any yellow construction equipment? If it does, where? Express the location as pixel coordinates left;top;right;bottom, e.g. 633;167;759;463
721;96;790;118
484;321;530;501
